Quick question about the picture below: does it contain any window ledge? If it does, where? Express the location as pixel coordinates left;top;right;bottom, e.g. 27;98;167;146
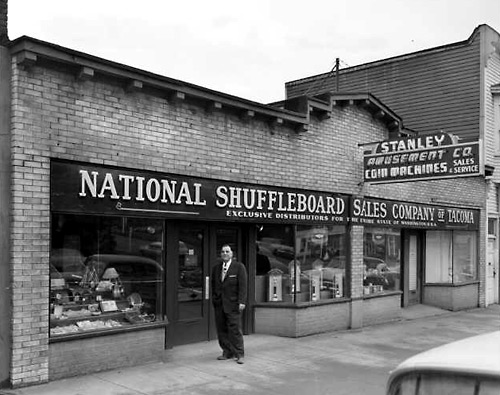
424;280;480;288
363;290;402;299
49;321;167;343
253;297;350;309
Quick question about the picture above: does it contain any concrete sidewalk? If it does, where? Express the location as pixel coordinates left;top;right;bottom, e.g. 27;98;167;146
1;304;499;395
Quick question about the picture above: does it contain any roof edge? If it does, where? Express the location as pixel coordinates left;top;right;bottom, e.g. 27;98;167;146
8;35;312;131
8;36;406;135
286;24;498;90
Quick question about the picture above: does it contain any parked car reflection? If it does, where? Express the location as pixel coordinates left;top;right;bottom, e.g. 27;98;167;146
178;241;203;302
140;241;187;261
50;248;86;285
82;254;163;312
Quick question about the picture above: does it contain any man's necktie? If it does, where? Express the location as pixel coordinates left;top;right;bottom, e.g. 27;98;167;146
222;263;228;281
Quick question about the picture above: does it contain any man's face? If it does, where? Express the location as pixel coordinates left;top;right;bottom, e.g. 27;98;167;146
221;246;233;263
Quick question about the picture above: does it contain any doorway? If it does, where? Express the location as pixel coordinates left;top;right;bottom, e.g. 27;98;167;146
402;231;423;306
168;222;247;346
487;237;499;305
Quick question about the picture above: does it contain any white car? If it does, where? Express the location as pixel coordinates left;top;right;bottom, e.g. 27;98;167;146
386;331;500;394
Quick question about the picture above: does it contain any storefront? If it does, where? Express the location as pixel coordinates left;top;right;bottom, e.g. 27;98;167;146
49;161;351;346
253;197;480;336
354;198;480;310
49;161;481;345
0;34;487;387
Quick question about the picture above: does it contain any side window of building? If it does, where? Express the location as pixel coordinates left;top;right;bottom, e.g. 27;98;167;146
425;230;477;284
50;214;165;337
488;217;498;238
255;224;347;303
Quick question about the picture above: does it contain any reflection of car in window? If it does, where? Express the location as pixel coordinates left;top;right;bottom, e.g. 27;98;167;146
325;256;389;270
140;241;186;260
139;241;163;259
50;248;86;285
363;256;386;269
363;258;400;290
83;254;163;311
272;245;295;260
178;242;202;295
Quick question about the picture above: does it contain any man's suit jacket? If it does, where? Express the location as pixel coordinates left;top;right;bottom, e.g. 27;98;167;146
211;259;248;314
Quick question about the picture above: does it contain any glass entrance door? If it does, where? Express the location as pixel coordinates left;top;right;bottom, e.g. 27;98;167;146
403;231;422;306
171;223;244;346
173;223;210;345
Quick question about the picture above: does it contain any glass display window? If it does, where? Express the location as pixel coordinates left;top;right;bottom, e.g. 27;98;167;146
255;224;347;303
363;228;401;295
425;231;452;283
425;230;477;284
452;232;477;282
50;214;165;337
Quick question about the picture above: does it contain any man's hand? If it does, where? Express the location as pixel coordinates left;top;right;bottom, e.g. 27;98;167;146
239;303;246;311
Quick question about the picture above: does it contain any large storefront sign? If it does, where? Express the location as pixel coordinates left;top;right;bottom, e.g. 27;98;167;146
363;132;481;183
51;161;349;225
351;197;479;230
51;161;480;229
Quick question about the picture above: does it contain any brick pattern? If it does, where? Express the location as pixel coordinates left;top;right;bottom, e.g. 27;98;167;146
8;54;487;386
423;284;479;311
362;294;402;325
49;329;165;380
254;303;350;337
350;226;364;300
296;304;350;336
0;45;12;388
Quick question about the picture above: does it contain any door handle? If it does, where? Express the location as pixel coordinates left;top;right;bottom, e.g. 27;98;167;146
205;276;210;300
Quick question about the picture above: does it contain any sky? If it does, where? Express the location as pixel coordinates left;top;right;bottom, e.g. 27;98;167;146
8;0;500;104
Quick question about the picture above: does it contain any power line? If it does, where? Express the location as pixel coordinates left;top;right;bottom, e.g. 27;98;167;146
304;57;340;96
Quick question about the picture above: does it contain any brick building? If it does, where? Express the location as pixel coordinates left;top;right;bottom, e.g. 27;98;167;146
0;3;488;389
286;24;500;308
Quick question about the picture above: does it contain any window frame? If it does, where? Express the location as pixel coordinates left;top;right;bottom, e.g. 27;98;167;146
49;213;167;340
424;230;478;285
255;223;349;304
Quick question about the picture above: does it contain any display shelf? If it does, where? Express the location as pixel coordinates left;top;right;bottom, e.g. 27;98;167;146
50;310;126;328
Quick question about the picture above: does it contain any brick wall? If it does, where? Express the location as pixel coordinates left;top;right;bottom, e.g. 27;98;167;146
362;294;402;325
0;44;11;388
423;283;479;311
254;307;296;337
255;295;401;337
49;328;165;380
423;285;452;309
10;60;51;387
451;283;480;310
8;47;487;386
254;303;350;337
349;225;364;329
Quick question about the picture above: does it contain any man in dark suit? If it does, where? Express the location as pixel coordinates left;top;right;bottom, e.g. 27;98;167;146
211;244;247;364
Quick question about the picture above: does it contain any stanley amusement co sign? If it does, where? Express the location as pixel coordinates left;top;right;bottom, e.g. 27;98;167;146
363;132;481;183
